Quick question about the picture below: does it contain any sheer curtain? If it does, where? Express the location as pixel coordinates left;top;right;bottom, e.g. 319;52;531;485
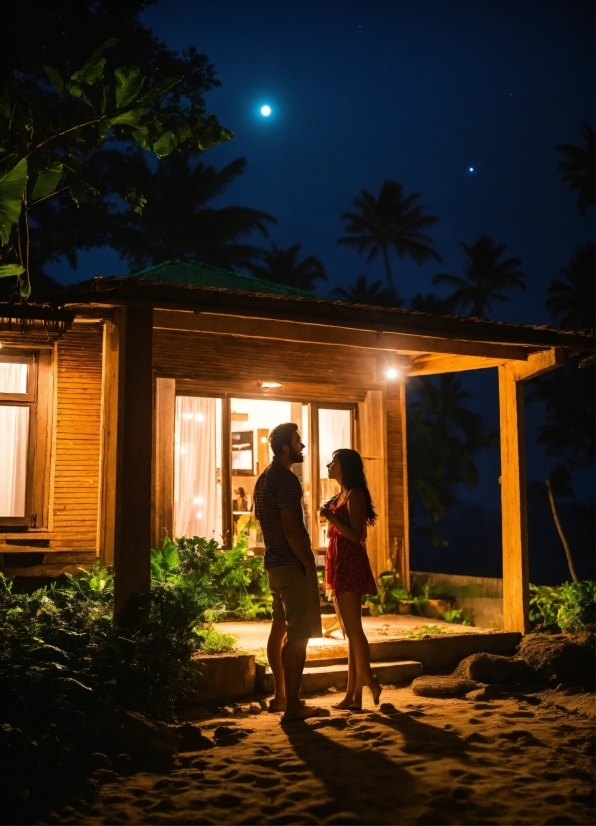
174;396;221;540
0;362;30;517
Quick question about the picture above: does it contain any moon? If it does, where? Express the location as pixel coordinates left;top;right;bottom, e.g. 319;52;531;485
260;105;272;117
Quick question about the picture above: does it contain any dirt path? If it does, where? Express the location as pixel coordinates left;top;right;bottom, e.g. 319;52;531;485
46;685;595;825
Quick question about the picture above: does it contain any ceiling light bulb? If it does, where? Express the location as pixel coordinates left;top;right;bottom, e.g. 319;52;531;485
386;367;399;380
259;381;282;388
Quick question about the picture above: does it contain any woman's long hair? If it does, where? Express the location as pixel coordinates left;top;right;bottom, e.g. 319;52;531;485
333;448;377;526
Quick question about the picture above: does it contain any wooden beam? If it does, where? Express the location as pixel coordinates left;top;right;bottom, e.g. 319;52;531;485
408;353;508;376
498;363;529;634
98;317;120;566
507;348;565;382
113;305;154;618
153;378;175;547
152;309;535;361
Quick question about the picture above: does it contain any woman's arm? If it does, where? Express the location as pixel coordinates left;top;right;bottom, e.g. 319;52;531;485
320;489;366;544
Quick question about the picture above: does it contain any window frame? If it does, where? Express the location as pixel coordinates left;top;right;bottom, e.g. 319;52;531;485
0;348;52;529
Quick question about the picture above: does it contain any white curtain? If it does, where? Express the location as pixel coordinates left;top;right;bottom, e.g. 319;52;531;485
174;396;221;540
0;361;28;394
0;406;29;517
318;408;351;478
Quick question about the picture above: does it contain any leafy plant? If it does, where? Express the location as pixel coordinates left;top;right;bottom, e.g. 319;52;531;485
556;581;596;631
195;626;237;654
364;571;411;615
529;580;596;631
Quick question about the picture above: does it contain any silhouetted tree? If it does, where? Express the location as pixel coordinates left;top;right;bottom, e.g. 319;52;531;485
332;275;403;307
407;374;493;545
433;235;525;318
410;292;457;315
337;180;442;292
246;243;325;291
557;123;595;214
109;154;275;270
546;245;595;331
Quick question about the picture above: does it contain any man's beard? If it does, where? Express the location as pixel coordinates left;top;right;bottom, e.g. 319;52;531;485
289;446;304;463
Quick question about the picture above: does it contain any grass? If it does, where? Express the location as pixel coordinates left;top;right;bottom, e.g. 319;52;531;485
194;626;238;653
401;624;456;638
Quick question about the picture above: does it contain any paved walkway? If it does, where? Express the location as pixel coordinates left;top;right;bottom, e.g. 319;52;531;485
217;613;490;659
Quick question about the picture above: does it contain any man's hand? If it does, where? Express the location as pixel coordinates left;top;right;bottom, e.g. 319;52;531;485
280;508;315;571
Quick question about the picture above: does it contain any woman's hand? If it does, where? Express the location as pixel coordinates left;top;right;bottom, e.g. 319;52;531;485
319;506;333;520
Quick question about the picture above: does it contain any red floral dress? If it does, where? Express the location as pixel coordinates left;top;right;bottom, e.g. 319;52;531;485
324;494;377;597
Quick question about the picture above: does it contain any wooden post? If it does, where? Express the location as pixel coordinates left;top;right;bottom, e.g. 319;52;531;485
153;377;175;547
498;364;529;633
358;389;389;580
113;304;154;618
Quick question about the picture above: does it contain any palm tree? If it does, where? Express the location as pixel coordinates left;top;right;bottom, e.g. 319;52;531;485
546;245;595;331
332;275;403;307
246;243;326;292
433;235;526;318
110;153;276;270
410;292;457;315
557;123;595;214
337;180;442;292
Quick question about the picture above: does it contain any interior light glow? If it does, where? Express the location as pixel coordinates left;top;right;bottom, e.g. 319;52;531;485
386;367;399;380
260;436;268;444
196;512;203;519
195;413;205;422
259;381;282;388
183;412;193;420
193;496;204;504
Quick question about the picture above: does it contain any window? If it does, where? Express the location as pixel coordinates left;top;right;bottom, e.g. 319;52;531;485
0;351;37;525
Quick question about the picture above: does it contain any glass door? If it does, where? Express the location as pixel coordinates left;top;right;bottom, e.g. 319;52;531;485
314;406;354;549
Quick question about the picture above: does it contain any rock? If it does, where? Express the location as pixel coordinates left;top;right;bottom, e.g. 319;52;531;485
91;710;179;768
518;632;595;685
454;652;533;684
92;768;119;786
88;752;111;770
411;675;483;698
112;753;134;776
173;722;213;752
213;725;235;739
249;703;262;714
379;702;398;714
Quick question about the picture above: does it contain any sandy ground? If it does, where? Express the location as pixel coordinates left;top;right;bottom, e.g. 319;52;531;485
50;685;594;826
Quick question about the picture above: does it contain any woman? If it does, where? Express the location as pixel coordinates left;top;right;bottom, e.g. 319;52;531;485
320;448;381;710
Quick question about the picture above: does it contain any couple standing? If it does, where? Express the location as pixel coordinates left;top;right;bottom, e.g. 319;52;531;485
254;422;381;723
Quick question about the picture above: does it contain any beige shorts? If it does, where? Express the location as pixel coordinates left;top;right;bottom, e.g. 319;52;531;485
266;565;323;641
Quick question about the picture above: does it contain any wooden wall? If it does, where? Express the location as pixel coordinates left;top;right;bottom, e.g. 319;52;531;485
51;324;104;550
386;381;409;589
0;323;104;574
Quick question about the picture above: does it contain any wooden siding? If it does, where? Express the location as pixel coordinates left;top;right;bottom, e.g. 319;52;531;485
51;325;103;550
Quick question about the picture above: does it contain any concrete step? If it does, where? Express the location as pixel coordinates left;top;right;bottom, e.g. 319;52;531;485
257;659;423;695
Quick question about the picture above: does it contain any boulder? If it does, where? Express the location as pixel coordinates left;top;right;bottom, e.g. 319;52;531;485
454;652;533;683
171;722;213;752
518;632;595;685
411;676;483;698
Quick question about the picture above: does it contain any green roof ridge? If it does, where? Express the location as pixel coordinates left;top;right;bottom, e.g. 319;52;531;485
127;258;315;298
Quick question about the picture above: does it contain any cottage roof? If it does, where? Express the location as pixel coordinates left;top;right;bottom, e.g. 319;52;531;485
125;258;314;298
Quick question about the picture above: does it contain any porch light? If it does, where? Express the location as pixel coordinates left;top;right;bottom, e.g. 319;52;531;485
386;367;399;380
259;381;282;388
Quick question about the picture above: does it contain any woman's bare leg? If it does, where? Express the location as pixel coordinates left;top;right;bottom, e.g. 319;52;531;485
336;592;382;705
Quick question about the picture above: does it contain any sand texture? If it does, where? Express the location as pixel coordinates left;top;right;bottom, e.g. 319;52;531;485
45;685;595;826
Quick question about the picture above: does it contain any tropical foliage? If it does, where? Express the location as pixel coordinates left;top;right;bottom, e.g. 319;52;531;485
109;154;274;270
433;235;526;318
338;180;442;292
407;374;495;545
332;274;403;306
0;44;232;297
529;580;596;631
545;244;595;332
556;123;595;214
247;242;326;291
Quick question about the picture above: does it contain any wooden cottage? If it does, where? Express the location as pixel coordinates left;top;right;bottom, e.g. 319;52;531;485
1;261;593;633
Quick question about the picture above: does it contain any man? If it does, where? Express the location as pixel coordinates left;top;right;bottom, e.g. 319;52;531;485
254;422;327;722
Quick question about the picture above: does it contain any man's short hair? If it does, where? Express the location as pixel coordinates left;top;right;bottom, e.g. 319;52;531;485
269;422;298;457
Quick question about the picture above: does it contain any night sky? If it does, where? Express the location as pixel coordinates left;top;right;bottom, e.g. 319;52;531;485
48;0;595;580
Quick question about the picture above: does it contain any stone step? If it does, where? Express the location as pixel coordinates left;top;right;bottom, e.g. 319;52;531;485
257;659;423;695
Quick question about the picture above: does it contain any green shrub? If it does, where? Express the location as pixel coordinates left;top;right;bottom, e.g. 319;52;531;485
529;580;596;631
195;626;238;653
